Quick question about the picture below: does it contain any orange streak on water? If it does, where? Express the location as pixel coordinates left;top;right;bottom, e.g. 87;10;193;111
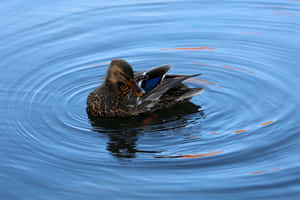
251;168;280;174
179;151;224;159
210;132;218;134
234;130;247;133
261;121;273;126
191;136;199;139
173;47;216;50
251;170;267;174
141;113;158;126
196;79;217;85
184;78;216;85
176;76;220;88
183;79;209;87
220;65;236;70
220;65;254;74
160;47;216;51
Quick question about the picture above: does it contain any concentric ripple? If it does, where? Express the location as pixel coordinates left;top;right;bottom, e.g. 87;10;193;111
1;0;300;199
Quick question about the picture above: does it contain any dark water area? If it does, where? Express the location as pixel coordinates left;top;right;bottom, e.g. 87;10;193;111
1;0;300;199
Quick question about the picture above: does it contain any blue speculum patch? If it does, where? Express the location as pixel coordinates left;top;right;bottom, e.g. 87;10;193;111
142;77;161;93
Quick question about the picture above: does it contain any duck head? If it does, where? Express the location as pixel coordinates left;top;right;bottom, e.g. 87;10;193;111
105;59;144;97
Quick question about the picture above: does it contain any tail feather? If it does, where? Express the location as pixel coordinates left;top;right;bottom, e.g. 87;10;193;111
176;88;204;102
137;74;202;110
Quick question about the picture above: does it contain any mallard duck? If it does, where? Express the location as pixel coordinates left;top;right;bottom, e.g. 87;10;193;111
86;59;204;117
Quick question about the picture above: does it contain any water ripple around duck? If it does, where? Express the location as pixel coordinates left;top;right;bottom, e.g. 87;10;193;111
2;0;300;199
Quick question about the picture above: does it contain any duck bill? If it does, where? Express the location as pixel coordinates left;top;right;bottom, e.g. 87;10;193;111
127;80;144;97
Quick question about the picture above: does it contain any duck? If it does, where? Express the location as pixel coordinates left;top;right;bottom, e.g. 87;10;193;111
86;59;204;118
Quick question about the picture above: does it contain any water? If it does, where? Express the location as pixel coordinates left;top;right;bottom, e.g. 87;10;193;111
1;0;300;199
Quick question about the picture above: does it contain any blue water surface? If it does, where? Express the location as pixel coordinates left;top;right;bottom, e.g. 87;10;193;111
1;0;300;199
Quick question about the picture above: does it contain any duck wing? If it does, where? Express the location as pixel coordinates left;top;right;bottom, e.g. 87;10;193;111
141;64;171;93
136;74;203;111
141;74;201;101
134;64;171;92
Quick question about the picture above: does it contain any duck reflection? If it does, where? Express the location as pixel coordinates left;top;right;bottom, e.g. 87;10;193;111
88;102;204;158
